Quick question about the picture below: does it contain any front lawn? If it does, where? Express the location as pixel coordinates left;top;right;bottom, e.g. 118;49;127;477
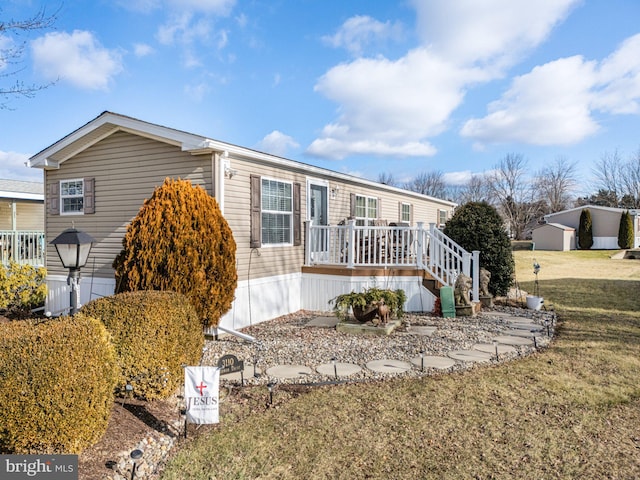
160;250;640;479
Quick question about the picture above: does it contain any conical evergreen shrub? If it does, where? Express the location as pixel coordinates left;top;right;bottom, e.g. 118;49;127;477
113;178;237;327
618;210;633;249
578;209;593;250
443;202;514;296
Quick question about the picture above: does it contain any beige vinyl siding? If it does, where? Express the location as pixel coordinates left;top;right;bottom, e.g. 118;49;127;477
548;208;621;237
222;156;305;282
45;131;212;278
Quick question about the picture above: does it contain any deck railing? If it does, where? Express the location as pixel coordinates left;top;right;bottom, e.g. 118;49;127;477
0;230;46;266
305;220;479;300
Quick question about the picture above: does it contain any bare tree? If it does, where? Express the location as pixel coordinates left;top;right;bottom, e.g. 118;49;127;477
404;170;447;198
1;7;57;108
591;149;624;206
456;173;490;204
534;156;579;213
377;172;398;187
620;147;640;208
486;153;540;239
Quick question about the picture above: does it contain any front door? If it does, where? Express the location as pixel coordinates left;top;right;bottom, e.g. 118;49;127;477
308;181;329;260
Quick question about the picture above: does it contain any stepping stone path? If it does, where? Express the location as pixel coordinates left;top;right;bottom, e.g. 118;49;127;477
407;326;437;336
265;365;313;379
365;359;412;373
473;343;517;356
447;349;493;363
410;355;456;370
316;362;362;377
492;335;534;346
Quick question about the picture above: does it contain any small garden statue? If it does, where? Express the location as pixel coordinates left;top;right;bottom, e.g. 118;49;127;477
454;273;472;306
479;268;491;297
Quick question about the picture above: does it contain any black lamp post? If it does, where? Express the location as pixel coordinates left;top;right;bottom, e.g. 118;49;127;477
50;228;95;315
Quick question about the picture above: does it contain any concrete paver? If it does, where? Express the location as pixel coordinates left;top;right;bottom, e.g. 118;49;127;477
493;335;534;346
473;343;517;356
316;362;362;377
366;359;412;373
266;365;313;379
406;325;437;336
447;349;493;363
410;355;456;370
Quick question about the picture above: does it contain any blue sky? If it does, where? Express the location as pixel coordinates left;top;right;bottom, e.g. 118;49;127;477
2;0;640;194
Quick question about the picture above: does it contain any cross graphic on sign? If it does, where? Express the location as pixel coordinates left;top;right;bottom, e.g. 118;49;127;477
196;381;207;396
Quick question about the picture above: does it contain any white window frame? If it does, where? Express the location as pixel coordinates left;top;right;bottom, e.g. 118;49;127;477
438;209;448;228
60;179;85;215
401;202;411;223
261;177;293;246
355;194;378;226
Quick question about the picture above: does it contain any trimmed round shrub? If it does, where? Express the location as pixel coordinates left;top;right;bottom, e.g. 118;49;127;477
0;314;117;454
113;178;237;328
82;290;204;400
578;208;594;250
443;202;515;296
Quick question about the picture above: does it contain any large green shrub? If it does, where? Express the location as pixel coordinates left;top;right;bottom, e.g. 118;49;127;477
443;202;514;296
82;290;204;400
0;313;117;454
0;262;47;317
578;208;593;249
113;178;237;328
618;210;634;249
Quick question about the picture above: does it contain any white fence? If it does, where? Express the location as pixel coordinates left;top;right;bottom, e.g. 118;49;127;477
0;230;46;266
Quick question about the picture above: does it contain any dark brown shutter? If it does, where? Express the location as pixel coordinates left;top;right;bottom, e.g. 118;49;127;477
47;182;60;215
84;177;95;214
250;175;261;248
350;193;356;218
293;182;301;246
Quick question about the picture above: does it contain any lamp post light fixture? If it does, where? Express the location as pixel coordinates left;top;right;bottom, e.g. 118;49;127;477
493;340;499;361
532;334;538;349
544;319;551;337
50;228;95;315
130;449;143;480
419;350;425;372
331;357;338;379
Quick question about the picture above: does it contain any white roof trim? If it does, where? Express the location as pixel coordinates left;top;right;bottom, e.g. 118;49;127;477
0;190;44;201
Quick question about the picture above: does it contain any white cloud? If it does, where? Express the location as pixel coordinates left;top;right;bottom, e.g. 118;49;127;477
461;33;640;146
309;47;486;159
31;30;123;90
257;131;299;157
184;82;210;101
322;15;402;56
443;170;474;185
133;43;155;57
461;56;599;145
166;0;235;15
0;35;14;71
411;0;579;68
310;1;578;160
0;151;42;181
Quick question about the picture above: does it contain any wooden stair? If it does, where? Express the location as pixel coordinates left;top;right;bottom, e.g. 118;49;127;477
421;271;444;297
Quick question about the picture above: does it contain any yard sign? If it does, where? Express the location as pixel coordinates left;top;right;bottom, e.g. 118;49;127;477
184;366;220;424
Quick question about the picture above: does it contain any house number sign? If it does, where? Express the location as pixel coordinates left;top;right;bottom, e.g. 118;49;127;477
217;354;244;376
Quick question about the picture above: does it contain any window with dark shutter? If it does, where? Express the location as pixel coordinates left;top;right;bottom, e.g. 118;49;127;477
250;175;261;248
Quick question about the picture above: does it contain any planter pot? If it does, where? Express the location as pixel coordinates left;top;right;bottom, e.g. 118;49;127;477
352;305;378;323
526;295;544;311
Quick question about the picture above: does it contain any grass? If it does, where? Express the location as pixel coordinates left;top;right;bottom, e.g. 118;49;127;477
160;250;640;479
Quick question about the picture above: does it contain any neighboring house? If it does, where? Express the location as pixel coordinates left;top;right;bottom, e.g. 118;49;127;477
29;111;474;329
0;179;45;265
542;205;640;250
531;223;575;251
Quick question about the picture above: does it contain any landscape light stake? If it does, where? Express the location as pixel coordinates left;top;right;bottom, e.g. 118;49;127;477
331;357;338;379
253;354;260;378
532;334;538;349
493;340;499;361
121;383;133;407
267;381;276;406
419;350;425;372
130;449;143;480
544;319;551;337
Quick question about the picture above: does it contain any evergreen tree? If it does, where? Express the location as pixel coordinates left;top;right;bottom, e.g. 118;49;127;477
618;210;634;249
443;202;514;296
578;209;593;249
113;178;237;327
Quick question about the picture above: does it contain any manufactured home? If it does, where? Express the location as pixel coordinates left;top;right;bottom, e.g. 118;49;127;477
29;112;478;329
542;205;640;250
